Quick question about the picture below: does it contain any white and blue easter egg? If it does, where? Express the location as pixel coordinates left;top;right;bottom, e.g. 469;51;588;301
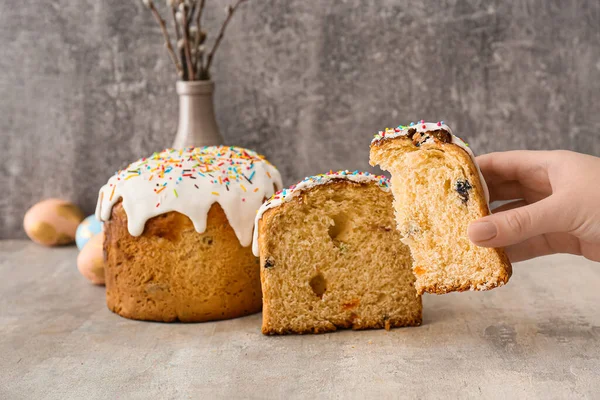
75;215;103;250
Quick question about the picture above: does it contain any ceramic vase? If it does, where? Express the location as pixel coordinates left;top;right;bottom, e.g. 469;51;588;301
172;80;224;148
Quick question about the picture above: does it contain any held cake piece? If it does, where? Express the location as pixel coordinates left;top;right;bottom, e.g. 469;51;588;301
96;146;282;322
252;171;422;335
370;121;512;295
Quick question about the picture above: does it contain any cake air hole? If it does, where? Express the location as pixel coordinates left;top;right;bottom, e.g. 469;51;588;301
309;273;327;298
328;213;350;243
376;293;389;304
332;193;346;202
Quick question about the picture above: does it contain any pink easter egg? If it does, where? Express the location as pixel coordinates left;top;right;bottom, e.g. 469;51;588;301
23;198;85;246
77;233;105;285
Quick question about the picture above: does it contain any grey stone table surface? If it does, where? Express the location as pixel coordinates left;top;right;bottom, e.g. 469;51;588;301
1;241;599;399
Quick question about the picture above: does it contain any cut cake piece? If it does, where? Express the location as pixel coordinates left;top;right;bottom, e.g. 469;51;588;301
252;171;422;335
369;121;512;295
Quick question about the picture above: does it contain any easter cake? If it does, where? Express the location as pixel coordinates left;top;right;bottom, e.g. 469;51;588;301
252;171;422;335
96;146;282;322
369;121;512;295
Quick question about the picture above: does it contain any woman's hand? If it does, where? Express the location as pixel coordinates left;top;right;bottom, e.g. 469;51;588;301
468;150;600;262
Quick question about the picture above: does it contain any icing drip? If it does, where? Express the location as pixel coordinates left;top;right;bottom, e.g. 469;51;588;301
371;120;490;204
252;170;390;256
95;146;282;248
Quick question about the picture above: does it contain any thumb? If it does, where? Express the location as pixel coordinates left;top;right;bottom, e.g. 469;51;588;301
468;196;570;248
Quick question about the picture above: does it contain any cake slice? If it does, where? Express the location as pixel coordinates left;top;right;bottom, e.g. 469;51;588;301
252;171;422;335
369;121;512;295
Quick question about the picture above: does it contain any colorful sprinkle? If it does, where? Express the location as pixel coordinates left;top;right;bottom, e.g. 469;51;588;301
97;145;286;248
258;170;390;208
101;146;279;206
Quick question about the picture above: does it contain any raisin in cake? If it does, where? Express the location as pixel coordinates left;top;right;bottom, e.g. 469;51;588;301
96;146;282;322
252;171;422;335
369;121;512;295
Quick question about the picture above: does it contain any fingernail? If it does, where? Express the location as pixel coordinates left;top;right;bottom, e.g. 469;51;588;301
468;221;497;242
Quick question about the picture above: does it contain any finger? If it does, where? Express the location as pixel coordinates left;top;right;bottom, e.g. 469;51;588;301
488;181;525;202
505;233;583;263
491;199;528;213
504;235;554;263
476;151;550;185
580;241;600;263
468;195;572;248
488;182;551;204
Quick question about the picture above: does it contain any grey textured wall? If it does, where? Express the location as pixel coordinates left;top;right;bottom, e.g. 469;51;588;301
2;0;600;239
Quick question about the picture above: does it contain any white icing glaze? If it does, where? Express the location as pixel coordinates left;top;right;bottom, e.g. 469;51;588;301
371;121;490;204
251;170;390;256
95;146;282;248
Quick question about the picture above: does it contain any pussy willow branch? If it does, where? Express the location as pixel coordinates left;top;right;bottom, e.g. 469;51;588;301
181;5;195;81
147;0;182;76
204;0;248;76
187;1;196;25
168;2;186;80
171;7;181;41
144;0;249;80
196;0;206;33
195;0;207;79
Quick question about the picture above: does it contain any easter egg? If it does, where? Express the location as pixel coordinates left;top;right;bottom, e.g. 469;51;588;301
23;199;85;246
76;215;103;250
77;233;105;285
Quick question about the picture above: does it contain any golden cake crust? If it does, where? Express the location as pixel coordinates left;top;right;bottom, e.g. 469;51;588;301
104;201;262;322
